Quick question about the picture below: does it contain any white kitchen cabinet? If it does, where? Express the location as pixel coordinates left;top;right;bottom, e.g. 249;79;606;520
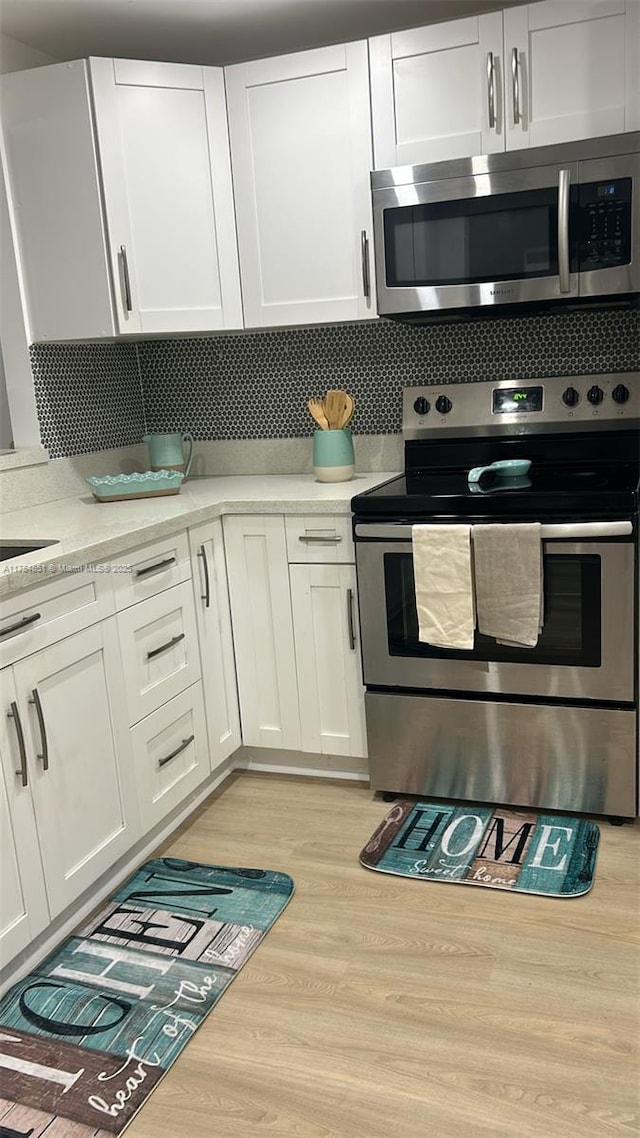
224;515;300;749
7;621;137;919
1;57;242;340
289;563;366;758
369;13;505;168
504;0;639;149
0;668;49;966
189;519;241;770
225;42;376;327
370;0;639;168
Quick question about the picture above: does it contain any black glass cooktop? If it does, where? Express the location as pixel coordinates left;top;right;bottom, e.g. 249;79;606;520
352;463;640;520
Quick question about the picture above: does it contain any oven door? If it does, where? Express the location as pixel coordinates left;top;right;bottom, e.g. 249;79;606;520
373;163;579;314
355;522;635;703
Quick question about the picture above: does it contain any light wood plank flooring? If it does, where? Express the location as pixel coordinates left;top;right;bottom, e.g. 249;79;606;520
128;773;640;1138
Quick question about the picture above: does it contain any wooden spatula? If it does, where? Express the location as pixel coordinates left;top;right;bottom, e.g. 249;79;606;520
324;389;350;429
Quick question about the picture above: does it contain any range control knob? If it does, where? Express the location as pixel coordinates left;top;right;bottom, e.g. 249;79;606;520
587;385;604;406
413;396;431;415
562;386;580;408
435;395;453;415
612;383;630;405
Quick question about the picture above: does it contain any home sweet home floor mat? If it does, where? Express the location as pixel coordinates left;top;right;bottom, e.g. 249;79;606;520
360;800;600;897
0;857;294;1135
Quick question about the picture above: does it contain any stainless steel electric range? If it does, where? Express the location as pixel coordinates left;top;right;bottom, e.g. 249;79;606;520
352;373;639;819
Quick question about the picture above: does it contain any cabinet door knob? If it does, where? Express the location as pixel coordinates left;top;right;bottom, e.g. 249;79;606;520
511;47;521;125
346;588;356;651
486;52;496;129
197;545;211;608
158;734;195;768
29;688;49;770
8;701;28;786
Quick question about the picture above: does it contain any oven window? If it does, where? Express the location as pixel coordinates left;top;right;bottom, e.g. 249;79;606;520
384;553;601;666
383;186;578;287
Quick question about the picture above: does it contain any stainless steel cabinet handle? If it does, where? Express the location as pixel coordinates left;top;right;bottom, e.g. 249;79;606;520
558;168;571;295
511;47;520;125
158;734;195;769
7;702;28;787
146;632;185;662
119;244;133;312
487;52;496;129
360;230;370;299
135;556;176;579
0;612;41;638
28;688;49;771
197;546;211;609
298;534;342;544
346;588;356;651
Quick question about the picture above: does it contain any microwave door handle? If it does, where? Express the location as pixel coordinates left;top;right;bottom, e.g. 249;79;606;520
558;168;571;294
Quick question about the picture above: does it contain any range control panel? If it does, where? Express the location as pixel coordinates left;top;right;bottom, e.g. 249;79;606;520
403;372;640;439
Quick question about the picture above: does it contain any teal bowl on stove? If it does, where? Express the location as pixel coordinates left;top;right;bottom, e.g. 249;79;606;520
468;458;531;486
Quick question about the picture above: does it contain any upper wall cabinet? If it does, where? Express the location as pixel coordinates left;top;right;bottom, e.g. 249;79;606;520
504;0;639;150
225;42;376;327
369;13;505;167
370;0;640;168
1;58;243;341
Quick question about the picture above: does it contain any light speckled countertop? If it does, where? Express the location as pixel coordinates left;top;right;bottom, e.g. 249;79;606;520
0;472;397;599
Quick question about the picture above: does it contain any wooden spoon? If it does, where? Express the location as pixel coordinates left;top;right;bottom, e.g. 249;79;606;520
338;393;355;429
308;397;329;430
324;389;350;430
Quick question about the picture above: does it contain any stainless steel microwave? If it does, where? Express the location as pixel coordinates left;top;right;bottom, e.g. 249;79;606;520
372;132;640;316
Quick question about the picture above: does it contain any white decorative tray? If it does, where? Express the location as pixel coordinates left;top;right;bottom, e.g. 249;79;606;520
86;470;184;502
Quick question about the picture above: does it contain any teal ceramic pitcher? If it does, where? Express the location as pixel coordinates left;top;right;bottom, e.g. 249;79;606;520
143;432;194;477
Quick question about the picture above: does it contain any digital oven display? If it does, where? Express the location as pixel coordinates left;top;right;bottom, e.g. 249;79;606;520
492;386;544;414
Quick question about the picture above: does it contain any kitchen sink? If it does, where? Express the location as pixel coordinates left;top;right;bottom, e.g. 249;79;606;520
0;540;59;561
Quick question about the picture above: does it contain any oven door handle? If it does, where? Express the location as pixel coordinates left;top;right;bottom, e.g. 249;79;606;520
354;521;633;540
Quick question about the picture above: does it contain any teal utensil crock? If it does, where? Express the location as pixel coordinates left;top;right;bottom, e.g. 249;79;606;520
143;432;194;477
313;428;355;483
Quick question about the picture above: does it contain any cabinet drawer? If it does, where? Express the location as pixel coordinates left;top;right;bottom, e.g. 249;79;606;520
0;570;114;669
110;531;191;610
285;515;354;564
117;581;200;724
130;682;209;830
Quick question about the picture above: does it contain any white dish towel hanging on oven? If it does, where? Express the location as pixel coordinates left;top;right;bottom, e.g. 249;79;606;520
412;523;543;650
472;523;543;648
412;524;475;649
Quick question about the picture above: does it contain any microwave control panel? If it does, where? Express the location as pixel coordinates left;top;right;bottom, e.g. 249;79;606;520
578;178;631;270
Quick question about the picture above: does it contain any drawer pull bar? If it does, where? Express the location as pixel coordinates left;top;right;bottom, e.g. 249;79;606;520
346;588;356;650
8;702;28;787
158;734;195;768
197;546;211;608
146;632;185;661
29;688;49;771
135;556;176;579
298;535;342;544
1;612;41;638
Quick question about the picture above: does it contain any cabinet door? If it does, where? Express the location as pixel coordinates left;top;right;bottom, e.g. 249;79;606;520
13;622;137;917
224;516;300;749
1;60;117;340
290;563;366;758
0;669;49;966
369;13;504;168
189;520;241;770
504;0;635;149
225;42;375;327
90;57;243;334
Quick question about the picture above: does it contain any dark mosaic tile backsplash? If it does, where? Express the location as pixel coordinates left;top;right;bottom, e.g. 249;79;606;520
31;307;639;458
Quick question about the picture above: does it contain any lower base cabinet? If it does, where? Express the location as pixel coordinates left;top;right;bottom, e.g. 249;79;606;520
289;562;366;758
0;619;137;967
